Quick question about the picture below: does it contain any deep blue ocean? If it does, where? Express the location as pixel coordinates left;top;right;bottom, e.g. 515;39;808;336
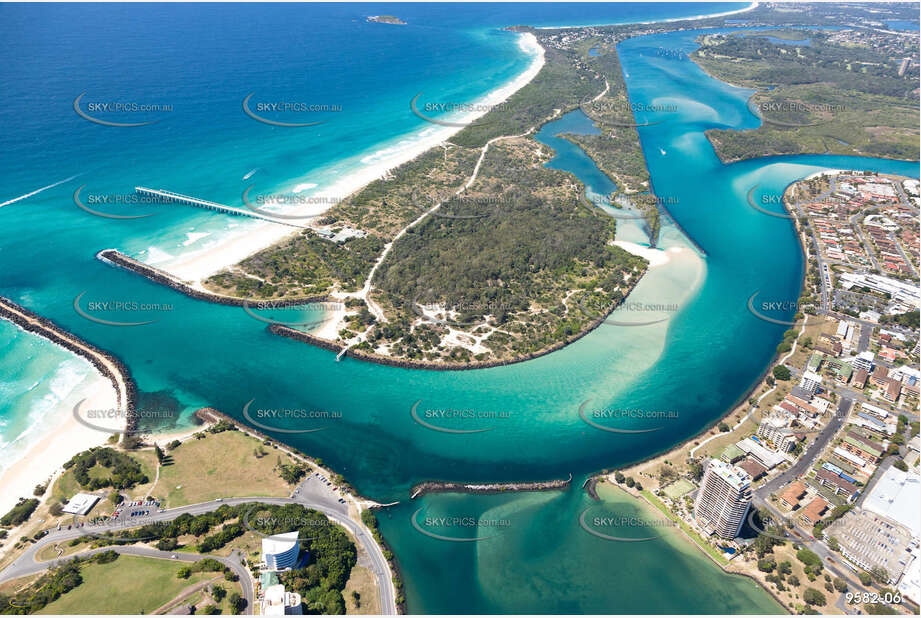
2;3;918;614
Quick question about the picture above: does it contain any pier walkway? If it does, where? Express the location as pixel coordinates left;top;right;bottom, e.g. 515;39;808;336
135;186;307;228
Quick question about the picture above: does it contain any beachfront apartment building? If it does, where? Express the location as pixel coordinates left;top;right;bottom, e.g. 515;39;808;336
757;413;798;453
799;371;823;395
693;459;752;539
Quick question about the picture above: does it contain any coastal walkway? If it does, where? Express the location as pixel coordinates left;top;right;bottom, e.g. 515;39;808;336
135;187;308;229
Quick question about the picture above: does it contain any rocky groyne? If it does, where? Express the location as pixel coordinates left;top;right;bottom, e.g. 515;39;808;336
96;249;329;308
0;296;138;432
410;473;572;499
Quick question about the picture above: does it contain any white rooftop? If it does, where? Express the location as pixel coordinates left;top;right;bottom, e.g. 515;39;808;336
262;530;300;556
62;493;99;515
737;438;786;469
707;458;751;490
863;467;921;538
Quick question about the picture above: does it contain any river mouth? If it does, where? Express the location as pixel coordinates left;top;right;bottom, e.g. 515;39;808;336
1;7;918;615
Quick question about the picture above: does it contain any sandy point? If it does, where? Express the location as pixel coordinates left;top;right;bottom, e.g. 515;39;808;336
613;240;682;268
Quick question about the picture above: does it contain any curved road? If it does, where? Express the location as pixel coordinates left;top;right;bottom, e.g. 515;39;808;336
0;495;396;615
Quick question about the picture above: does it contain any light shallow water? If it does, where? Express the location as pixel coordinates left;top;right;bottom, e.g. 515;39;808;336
1;5;917;614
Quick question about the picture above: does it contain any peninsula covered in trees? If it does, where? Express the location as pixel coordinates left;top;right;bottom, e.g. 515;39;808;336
203;32;657;366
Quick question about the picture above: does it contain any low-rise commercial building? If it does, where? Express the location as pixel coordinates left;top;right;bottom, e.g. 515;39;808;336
62;493;100;516
737;437;787;470
262;584;303;615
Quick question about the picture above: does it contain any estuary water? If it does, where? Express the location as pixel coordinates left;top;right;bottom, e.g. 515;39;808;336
1;4;918;614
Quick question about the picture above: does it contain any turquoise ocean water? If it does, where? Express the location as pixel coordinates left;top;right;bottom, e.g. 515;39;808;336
1;3;917;613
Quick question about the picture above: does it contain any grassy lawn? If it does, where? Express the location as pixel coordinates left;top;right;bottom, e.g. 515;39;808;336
36;555;212;615
51;447;158;508
50;468;81;506
152;430;297;507
641;490;729;567
207;529;263;564
35;538;96;563
698;417;759;460
788;316;829;369
344;565;380;615
124;448;161;501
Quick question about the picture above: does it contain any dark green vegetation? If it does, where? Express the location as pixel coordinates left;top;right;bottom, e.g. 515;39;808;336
450;37;602;148
693;30;919;162
207;234;385;298
70;502;357;614
204;31;655;364
63;447;148;491
0;550;119;615
565;40;652;193
0;499;40;527
371;138;646;362
881;309;919;330
559;40;662;244
205;144;478;299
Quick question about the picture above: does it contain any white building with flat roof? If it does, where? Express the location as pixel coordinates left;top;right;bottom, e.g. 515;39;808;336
62;493;100;516
737;437;787;469
262;584;302;615
862;467;921;538
829;510;914;585
854;351;875;373
799;371;823;395
838;272;921;309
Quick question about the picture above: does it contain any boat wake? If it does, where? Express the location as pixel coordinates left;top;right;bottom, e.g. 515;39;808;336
0;174;82;208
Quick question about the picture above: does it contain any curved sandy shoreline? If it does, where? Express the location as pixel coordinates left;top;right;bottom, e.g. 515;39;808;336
0;298;134;517
157;32;546;285
534;1;759;29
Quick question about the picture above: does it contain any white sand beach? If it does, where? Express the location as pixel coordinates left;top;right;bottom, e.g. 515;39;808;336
534;1;759;29
157;33;546;286
613;240;686;268
0;379;122;517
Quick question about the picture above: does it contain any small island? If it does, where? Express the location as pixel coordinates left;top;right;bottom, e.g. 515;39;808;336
367;15;406;25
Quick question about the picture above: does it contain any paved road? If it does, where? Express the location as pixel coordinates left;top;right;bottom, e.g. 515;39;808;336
856;322;872;354
849;206;882;273
34;545;253;613
757;396;853;499
0;494;396;615
753;494;871;607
